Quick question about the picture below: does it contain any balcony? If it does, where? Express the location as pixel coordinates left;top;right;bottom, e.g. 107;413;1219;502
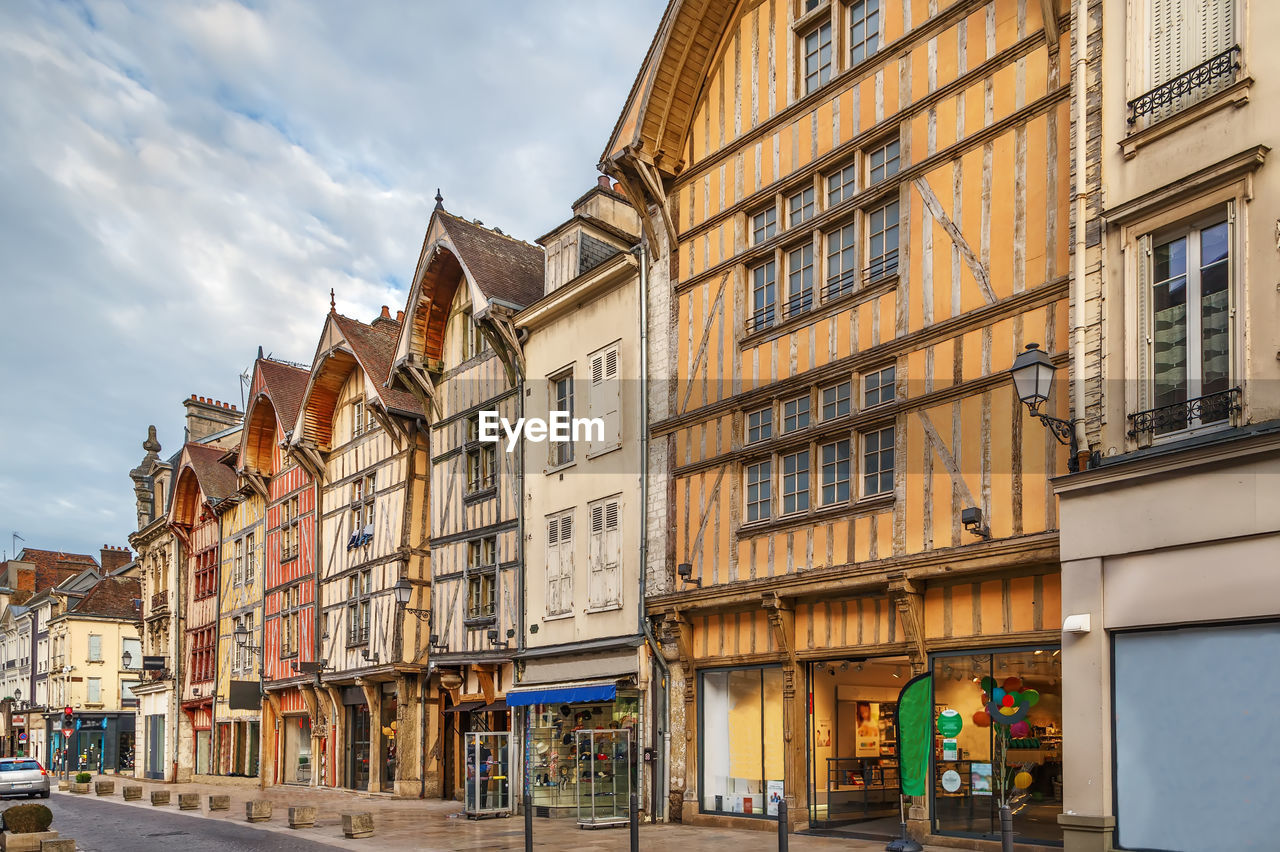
1127;386;1241;441
1127;46;1241;127
150;591;168;612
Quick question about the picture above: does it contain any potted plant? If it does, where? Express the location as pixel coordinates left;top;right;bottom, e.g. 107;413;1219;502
1;803;57;852
70;773;91;794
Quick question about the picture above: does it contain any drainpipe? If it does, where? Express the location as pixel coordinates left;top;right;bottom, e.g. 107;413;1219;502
1071;0;1091;465
634;237;669;823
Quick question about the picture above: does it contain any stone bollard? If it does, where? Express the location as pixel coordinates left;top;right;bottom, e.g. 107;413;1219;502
342;812;374;839
4;832;58;852
94;781;114;796
178;793;200;810
287;806;316;829
56;781;69;792
122;785;142;801
40;841;76;852
208;794;231;811
245;800;272;823
151;790;170;806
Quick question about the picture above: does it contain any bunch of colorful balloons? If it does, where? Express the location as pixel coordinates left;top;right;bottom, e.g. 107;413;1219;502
971;675;1040;739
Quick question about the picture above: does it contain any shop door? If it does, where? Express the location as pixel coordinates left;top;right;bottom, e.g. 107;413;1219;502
247;722;259;777
346;705;370;790
118;730;135;772
146;715;165;779
78;731;104;772
442;712;455;799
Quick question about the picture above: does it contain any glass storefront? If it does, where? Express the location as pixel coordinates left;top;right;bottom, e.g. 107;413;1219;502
283;714;312;784
347;704;370;790
931;647;1063;844
699;666;784;818
806;656;909;829
380;696;397;785
194;729;211;775
524;692;639;816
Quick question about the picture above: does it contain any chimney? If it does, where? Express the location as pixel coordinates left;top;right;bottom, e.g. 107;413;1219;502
372;305;398;330
396;310;405;323
184;394;244;442
380;305;391;319
100;545;131;574
597;175;612;191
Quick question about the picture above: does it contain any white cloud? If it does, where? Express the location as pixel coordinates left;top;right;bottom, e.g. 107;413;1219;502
0;0;663;559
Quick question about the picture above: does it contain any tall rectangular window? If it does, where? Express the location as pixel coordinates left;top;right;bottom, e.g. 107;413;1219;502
786;244;814;317
351;399;366;438
746;407;773;444
244;532;255;585
751;207;777;245
781;450;810;515
820;440;851;505
750;260;777;332
825;222;858;300
867;138;900;185
867;200;900;281
788;187;815;226
1146;0;1237;121
1149;217;1231;433
549;369;575;466
88;634;102;662
546;511;574;616
588;345;622;456
588;498;622;609
233;538;244;586
862;425;895;496
849;0;882;66
87;677;101;704
803;23;833;95
746;461;772;522
700;667;785;818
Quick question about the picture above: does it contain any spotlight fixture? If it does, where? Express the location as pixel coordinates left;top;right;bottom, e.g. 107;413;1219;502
676;562;701;588
961;506;991;541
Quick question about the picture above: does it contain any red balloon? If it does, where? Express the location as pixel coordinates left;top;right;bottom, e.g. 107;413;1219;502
973;710;991;727
1002;694;1015;707
1002;677;1023;692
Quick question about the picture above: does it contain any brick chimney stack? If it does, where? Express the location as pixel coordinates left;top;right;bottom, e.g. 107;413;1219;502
372;305;399;330
183;394;243;442
100;545;132;574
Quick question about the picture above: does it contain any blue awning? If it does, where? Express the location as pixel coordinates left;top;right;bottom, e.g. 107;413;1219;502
505;679;618;707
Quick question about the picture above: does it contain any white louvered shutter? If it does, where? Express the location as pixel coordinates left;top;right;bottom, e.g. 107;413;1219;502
559;513;574;612
588;500;621;609
545;517;561;615
587;347;621;456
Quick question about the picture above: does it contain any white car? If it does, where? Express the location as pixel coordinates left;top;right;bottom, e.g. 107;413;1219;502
0;759;50;799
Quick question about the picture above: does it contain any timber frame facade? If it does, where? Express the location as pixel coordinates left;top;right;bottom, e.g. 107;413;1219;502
604;0;1072;838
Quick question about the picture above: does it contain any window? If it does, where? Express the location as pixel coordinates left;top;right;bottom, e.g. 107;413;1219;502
788;187;815;227
820;440;851;504
751;206;777;245
461;307;486;360
746;460;773;522
588;498;622;609
803;22;832;95
785;244;814;318
348;473;375;546
280;495;301;561
191;625;215;683
849;0;881;65
781;450;810;515
87;677;101;704
867;137;900;185
862;425;895;496
545;511;574;616
825;221;858;300
827;162;858;206
194;547;217;599
122;637;141;670
746;407;773;444
466;537;497;621
750;260;777;332
352;399;367;438
232;537;244;586
782;395;810;432
587;345;622;455
867;200;900;280
244;531;255;585
280;585;301;657
700;667;784;818
346;570;371;645
88;634;102;662
549;370;575;467
821;380;851;420
1144;217;1232;435
1140;0;1237;124
863;365;896;408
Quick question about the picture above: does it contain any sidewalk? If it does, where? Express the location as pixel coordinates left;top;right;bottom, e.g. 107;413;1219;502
67;774;946;851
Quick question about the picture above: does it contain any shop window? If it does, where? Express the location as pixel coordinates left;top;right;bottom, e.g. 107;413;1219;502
802;22;833;95
525;693;641;815
931;648;1062;844
700;667;784;817
861;425;894;497
849;0;881;66
746;406;773;444
749;259;777;332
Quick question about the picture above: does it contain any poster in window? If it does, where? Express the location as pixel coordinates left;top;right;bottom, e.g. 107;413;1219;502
766;780;784;816
971;762;993;796
855;701;880;757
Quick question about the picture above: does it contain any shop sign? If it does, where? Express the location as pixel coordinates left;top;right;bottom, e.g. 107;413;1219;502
941;769;962;793
937;708;963;737
10;715;24;728
942;738;958;760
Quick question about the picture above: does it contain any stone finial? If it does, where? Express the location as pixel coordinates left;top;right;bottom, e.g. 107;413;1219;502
142;425;161;455
434;188;444;211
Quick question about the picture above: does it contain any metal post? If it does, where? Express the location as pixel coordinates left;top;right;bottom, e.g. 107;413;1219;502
777;798;788;852
1000;804;1014;852
524;786;533;852
630;791;639;852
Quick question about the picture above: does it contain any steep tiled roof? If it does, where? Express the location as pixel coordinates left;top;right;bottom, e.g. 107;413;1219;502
15;548;97;573
70;577;142;621
439;212;544;309
258;359;310;431
183;442;238;502
331;313;422;415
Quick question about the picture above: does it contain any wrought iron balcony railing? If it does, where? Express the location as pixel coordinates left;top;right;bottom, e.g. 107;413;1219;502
1127;386;1241;439
1127;46;1241;126
746;305;776;334
865;249;899;284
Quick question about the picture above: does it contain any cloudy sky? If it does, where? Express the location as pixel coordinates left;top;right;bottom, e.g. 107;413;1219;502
0;0;663;562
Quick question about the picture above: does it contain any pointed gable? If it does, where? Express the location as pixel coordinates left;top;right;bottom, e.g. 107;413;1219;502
168;442;238;527
240;357;310;476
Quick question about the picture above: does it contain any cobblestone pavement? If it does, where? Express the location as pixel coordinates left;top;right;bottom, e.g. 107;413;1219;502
34;773;951;851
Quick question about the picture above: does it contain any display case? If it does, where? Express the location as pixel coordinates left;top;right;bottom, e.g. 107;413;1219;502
464;731;511;818
574;728;631;827
524;694;639;817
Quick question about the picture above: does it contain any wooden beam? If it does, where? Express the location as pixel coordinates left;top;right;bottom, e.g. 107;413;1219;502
887;574;927;674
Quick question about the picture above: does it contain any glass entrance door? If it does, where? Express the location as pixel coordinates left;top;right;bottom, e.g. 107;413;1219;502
346;705;370;790
146;715;165;779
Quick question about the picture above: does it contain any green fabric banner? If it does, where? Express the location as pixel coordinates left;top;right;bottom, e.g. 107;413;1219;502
895;672;933;797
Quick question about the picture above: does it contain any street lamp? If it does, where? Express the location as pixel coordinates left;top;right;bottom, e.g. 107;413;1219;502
233;624;261;653
392;577;431;621
1009;343;1087;472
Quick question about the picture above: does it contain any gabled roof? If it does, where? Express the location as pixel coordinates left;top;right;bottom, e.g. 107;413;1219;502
330;313;419;414
169;442;238;526
240;357;310;476
67;577;142;622
14;549;97;574
436;212;543;309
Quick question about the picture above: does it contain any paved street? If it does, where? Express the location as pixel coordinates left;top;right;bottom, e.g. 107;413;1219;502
20;775;950;851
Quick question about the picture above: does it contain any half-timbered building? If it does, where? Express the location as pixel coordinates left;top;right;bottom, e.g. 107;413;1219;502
603;0;1071;843
290;305;431;796
238;354;320;788
390;201;542;802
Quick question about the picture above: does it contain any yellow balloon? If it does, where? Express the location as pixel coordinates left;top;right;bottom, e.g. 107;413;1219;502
1014;771;1033;790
